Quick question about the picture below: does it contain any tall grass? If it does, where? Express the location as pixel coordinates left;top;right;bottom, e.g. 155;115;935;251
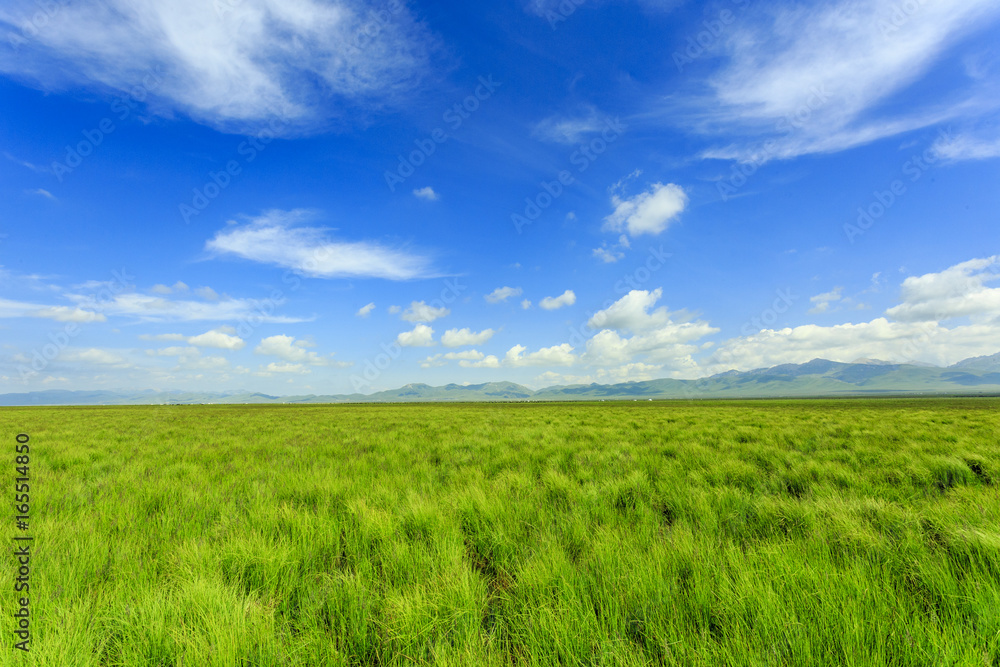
2;398;998;665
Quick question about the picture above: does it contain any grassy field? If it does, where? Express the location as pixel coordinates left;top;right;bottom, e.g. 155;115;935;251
2;398;999;666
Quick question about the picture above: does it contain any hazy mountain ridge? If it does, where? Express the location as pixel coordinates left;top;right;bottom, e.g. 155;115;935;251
3;356;1000;406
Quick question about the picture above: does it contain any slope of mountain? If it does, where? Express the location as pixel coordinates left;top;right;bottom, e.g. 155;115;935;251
3;355;1000;405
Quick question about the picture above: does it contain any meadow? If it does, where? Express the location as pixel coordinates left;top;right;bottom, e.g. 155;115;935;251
2;398;998;666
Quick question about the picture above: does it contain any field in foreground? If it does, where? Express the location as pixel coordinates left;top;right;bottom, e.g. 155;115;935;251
2;399;999;666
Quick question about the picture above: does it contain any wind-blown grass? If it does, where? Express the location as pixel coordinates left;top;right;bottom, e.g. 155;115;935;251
2;398;998;665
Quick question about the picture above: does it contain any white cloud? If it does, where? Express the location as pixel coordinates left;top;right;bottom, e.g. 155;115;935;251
148;346;200;357
521;299;532;310
151;284;173;295
485;286;522;304
401;300;450;323
388;305;401;314
532;107;605;144
397;324;435;347
26;188;55;200
593;246;624;263
441;327;495;347
583;289;720;375
195;286;219;300
138;333;187;342
461;355;500;368
539;290;576;310
885;256;1000;322
188;329;245;350
704;256;1000;372
205;209;435;280
420;349;488;368
504;343;576;367
809;287;844;314
255;334;331;365
691;0;1000;161
63;291;304;323
603;183;687;237
413;186;439;201
356;302;376;318
259;362;310;375
28;306;106;323
931;131;1000;161
61;348;129;366
588;289;672;332
0;0;433;134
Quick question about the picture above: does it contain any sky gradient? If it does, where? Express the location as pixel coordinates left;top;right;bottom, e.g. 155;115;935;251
1;0;999;395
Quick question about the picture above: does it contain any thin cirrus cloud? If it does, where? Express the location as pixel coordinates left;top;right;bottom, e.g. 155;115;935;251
205;209;436;281
0;297;105;323
684;0;1000;162
0;0;434;134
485;286;522;304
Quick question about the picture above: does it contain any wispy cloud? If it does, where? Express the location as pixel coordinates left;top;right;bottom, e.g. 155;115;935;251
25;188;55;200
681;0;1000;161
206;209;436;281
0;0;434;134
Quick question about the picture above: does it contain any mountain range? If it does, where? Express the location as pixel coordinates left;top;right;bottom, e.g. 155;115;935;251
3;353;1000;406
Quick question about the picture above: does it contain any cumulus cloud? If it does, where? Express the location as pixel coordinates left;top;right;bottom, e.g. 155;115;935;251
539;290;576;310
401;301;450;323
485;286;522;304
206;209;436;281
420;349;488;368
195;286;219;300
188;329;246;350
255;334;336;365
603;182;687;237
886;256;1000;322
356;302;376;318
504;343;576;367
703;256;1000;372
0;0;434;134
413;186;439;201
583;289;719;375
521;299;532;310
441;327;495;347
397;324;436;347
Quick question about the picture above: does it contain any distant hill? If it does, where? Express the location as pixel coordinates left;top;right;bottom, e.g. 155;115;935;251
2;355;1000;406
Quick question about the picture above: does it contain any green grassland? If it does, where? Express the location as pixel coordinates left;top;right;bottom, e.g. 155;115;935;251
2;399;999;666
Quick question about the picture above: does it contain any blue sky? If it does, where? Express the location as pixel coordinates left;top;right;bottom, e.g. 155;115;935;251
1;0;999;395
